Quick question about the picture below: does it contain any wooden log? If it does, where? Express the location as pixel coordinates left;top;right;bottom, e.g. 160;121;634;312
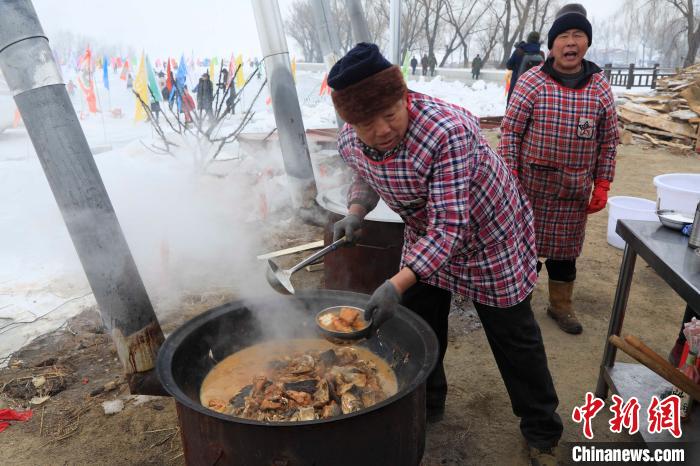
609;335;700;401
619;107;696;138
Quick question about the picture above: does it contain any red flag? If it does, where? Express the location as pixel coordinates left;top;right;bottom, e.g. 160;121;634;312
120;59;130;80
77;46;98;113
166;57;173;91
319;73;330;96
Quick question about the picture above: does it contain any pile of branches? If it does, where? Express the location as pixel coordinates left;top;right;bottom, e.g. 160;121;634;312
618;63;700;153
134;63;267;168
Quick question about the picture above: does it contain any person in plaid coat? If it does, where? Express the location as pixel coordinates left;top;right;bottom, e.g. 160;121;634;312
500;3;619;337
328;43;563;465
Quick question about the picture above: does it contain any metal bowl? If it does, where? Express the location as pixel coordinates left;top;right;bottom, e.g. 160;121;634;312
657;209;694;230
316;305;372;340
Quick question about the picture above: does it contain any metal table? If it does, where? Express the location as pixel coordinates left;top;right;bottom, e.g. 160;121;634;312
595;219;700;446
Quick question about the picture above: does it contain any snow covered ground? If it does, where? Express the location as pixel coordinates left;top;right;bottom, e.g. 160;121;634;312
0;65;508;364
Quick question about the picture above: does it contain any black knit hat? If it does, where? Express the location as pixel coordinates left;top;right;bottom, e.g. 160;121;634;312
328;43;392;90
547;3;592;49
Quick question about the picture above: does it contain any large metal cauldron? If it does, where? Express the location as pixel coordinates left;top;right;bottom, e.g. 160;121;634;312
157;290;438;466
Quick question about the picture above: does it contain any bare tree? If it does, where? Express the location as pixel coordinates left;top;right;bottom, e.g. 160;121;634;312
662;0;700;66
440;0;492;66
286;0;323;62
499;0;535;68
374;0;425;62
476;2;508;64
418;0;447;63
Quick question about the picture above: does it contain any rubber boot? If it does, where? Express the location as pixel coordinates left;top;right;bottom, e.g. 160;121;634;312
547;280;583;334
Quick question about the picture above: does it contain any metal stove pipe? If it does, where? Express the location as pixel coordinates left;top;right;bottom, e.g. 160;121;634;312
252;0;318;210
311;0;344;128
346;0;372;44
0;0;165;395
390;0;401;64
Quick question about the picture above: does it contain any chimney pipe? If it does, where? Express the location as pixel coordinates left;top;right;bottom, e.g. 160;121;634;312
252;0;318;211
0;0;165;395
390;0;401;65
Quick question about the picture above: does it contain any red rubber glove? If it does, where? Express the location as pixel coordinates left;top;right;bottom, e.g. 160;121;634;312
586;179;610;214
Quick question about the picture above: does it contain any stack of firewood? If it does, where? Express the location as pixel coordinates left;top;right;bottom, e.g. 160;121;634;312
617;64;700;152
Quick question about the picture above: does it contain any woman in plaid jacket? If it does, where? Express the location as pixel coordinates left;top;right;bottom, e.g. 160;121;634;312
500;3;619;336
328;43;562;465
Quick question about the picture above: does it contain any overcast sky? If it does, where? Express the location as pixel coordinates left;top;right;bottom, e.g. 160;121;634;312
32;0;617;60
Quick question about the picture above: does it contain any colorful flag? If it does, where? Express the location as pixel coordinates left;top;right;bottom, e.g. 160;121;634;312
235;54;244;88
146;55;161;102
319;73;331;96
169;53;188;111
209;59;215;84
291;56;297;82
102;55;109;90
120;59;129;80
77;46;98;113
134;52;149;121
166;57;173;92
228;53;235;86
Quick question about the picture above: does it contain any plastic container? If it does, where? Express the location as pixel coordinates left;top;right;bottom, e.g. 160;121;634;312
653;173;700;214
607;196;658;249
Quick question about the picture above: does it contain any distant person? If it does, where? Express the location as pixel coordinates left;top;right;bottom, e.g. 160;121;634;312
410;56;418;75
195;72;214;119
421;54;428;76
150;100;161;123
66;80;76;96
126;73;133;89
428;54;437;76
471;54;483;79
225;85;237;115
219;67;229;91
506;31;545;103
253;57;262;79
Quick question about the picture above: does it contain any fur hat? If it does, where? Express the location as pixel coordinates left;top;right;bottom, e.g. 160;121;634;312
547;3;592;49
329;43;407;124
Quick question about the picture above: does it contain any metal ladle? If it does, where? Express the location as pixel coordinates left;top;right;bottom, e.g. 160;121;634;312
265;237;349;294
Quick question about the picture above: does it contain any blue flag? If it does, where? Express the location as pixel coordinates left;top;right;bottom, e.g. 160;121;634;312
103;55;109;90
171;53;188;111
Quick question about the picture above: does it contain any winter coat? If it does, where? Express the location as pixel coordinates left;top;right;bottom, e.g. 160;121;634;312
196;76;214;108
410;58;418;68
506;42;544;101
338;92;537;308
472;57;483;71
499;60;619;260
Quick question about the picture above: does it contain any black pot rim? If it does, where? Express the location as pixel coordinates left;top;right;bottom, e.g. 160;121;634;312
156;289;438;427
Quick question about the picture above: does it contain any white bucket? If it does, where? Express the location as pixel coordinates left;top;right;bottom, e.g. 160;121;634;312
607;196;658;249
653;173;700;214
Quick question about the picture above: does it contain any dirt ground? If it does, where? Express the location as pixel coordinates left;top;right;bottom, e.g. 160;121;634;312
1;136;699;466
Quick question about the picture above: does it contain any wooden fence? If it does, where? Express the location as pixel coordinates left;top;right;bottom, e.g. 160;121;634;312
603;64;676;89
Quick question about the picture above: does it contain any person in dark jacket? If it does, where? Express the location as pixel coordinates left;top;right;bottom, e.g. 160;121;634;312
471;54;483;79
410;56;418;75
195;72;214;118
428;54;437;76
506;31;545;103
421;54;428;76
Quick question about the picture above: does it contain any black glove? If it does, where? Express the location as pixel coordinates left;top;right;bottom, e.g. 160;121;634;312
365;280;401;329
332;213;362;243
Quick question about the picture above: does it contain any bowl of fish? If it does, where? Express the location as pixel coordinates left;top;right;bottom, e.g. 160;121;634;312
316;306;371;340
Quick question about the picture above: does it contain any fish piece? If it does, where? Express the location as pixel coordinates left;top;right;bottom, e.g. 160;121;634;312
332;319;353;333
346;371;367;388
296;406;317;421
319;349;337;367
289;354;315;374
260;397;285;410
340;391;363;414
313;379;330;407
283;379;318;394
285;390;313;406
338;307;360;325
321;401;342;418
207;398;227;413
334;347;358;365
361;389;383;407
230;384;253;409
252;376;269;396
352;319;367;330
